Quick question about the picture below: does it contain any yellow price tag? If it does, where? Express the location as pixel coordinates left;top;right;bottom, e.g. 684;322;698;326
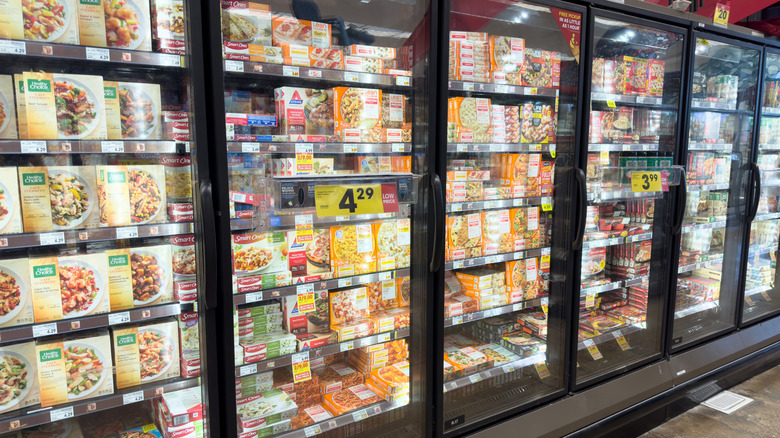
762;292;772;302
713;2;730;27
606;100;616;108
585;291;595;308
584;340;603;360
631;171;662;192
292;359;311;383
600;150;610;165
613;331;630;351
542;202;553;212
297;292;315;314
296;228;313;242
295;144;313;174
746;296;755;306
315;184;398;217
550;150;556;158
535;362;550;379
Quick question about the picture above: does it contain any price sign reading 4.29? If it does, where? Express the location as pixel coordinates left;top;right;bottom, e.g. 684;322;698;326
631;171;662;192
315;183;399;217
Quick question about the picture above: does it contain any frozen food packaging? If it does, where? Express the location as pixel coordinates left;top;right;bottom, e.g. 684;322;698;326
36;330;114;407
448;97;491;143
0;167;23;234
481;209;512;256
107;244;174;311
237;389;298;432
162;155;193;200
344;55;383;73
2;0;79;44
103;0;152;51
102;80;123;140
322;384;383;416
57;252;110;319
367;280;396;312
489;36;525;84
345;45;396;59
333;87;382;143
373;219;411;271
112;319;180;389
117;82;162;139
289;404;333;430
76;0;106;47
0;258;34;328
152;0;186;54
0;341;39;414
231;232;289;276
221;0;272;50
281;289;329;334
46;74;107;140
46;166;100;230
330;224;377;277
329;286;369;325
272;16;330;48
13;74;27;139
0;76;18;139
274;87;334;137
20;72;57;139
316;362;365;395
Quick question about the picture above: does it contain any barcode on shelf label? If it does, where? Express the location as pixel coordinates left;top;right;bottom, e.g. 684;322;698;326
451;315;463;325
160;54;181;67
338;278;352;288
101;141;124;153
379;271;392;281
50;406;74;422
283;66;299;77
352;409;368;422
392;143;405;152
307;70;322;78
297;283;314;295
396;76;410;86
514;252;524;260
40;232;65;245
0;40;25;55
378;332;391;342
239;364;257;376
123;390;144;405
116;226;139;239
343;144;357;153
502;364;515;373
295;214;313;228
245;292;263;303
20;140;46;153
33;323;57;338
340;341;354;352
469;374;482;384
344;73;360;82
242;142;260;153
109;311;131;325
225;60;244;72
304;425;322;437
463;82;474;91
86;47;110;61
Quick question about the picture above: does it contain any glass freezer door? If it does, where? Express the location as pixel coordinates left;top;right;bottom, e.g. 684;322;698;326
441;0;582;433
743;50;780;325
672;36;760;350
576;15;685;386
216;0;430;437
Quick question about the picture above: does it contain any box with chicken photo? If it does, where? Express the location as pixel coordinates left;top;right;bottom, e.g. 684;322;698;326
112;319;180;389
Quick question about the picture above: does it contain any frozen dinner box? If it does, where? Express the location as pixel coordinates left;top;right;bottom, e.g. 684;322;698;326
1;0;79;44
231;232;288;276
0;341;39;414
333;87;382;143
112;320;180;389
0;258;34;328
0;76;18;139
106;244;174;311
117;82;162;140
152;0;186;53
0;167;23;235
237;389;298;431
330;224;377;277
272;16;330;48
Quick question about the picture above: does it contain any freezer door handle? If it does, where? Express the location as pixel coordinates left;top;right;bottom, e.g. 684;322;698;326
430;172;444;273
672;174;687;235
572;168;587;251
200;179;219;311
748;163;761;222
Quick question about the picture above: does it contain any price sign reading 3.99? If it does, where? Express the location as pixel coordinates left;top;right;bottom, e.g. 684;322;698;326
631;171;662;192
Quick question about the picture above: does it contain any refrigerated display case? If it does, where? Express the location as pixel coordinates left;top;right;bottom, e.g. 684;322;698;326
0;0;210;436
203;0;431;437
743;48;780;325
576;12;686;386
438;0;584;433
671;35;760;350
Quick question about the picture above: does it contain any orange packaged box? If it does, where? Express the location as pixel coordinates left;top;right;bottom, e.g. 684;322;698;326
272;16;331;48
444;293;478;317
330;224;377;277
481;210;513;255
506;258;540;299
333;87;383;143
510;206;540;250
329;286;370;324
316;362;365;395
322;384;383;416
391;156;411;173
396;276;410;307
371;307;410;331
503;154;541;197
368;360;409;395
489;36;525;85
447;97;492;143
373;219;411;271
446;213;482;260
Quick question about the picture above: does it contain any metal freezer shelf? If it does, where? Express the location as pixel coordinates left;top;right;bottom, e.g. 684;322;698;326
0;222;193;250
578;323;645;350
678;255;724;274
748;245;776;258
589;144;660;152
674;300;719;319
754;212;780;222
587;190;664;202
228;142;412;154
444;298;546;328
445;247;550;271
447;143;555;153
591;93;662;106
688;143;733;152
449;81;559;97
688;183;730;191
233;268;410;304
681;220;727;234
224;60;412;89
0;39;183;67
235;328;410;377
238;205;412;232
582;232;653;250
275;399;409;438
0;140;189;154
442;353;547;393
447;197;548;213
580;276;649;296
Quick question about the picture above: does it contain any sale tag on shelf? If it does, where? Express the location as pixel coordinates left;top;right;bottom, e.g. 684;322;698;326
292;352;311;383
585;291;595;308
295;214;313;242
535;362;550;379
296;143;313;174
762;292;772;302
583;339;603;360
541;297;549;316
542;197;553;211
315;184;398;217
606;100;616;108
631;171;662;192
713;2;730;27
613;330;630;351
600;150;610;165
746;296;755;306
297;292;315;314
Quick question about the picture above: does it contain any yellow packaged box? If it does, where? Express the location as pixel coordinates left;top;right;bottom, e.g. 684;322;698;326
112;319;180;389
330;224;377;277
18;167;52;232
36;330;114;407
43;73;107;140
0;167;23;234
118;82;162;139
76;0;106;46
102;81;123;139
21;72;57;140
1;0;79;44
29;256;61;323
0;75;18;139
0;258;34;328
47;166;99;230
96;165;167;226
107;244;174;311
96;165;130;226
368;360;409;395
58;252;110;319
0;341;39;414
373;219;410;272
13;74;27;139
105;0;152;51
333;87;382;143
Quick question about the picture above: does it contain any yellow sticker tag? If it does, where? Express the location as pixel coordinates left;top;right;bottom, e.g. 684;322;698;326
535;362;550;379
297;292;315;314
292;359;311;383
586;291;595;308
586;342;603;360
761;291;772;302
631;171;662;192
746;296;755;306
542;202;553;212
600;150;610;165
713;2;730;27
613;331;630;351
295;144;313;174
315;184;397;217
606;100;616;108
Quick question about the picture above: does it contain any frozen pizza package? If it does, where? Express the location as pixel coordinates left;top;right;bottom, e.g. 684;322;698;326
322;384;383;416
289;404;333;430
315;362;365;395
329;286;369;325
272;16;330;48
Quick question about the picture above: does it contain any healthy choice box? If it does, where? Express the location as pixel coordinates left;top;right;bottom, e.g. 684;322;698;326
96;165;168;226
112;319;180;389
106;244;174;311
0;258;35;329
0;341;39;414
36;330;114;407
0;167;23;235
0;0;79;44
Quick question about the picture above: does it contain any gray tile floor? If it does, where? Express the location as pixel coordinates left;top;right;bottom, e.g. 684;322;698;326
640;365;780;438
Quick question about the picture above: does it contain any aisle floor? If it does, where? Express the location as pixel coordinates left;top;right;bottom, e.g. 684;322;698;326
640;365;780;438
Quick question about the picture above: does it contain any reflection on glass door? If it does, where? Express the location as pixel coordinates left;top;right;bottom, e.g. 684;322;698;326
576;15;685;386
743;50;780;324
441;1;582;433
672;36;759;349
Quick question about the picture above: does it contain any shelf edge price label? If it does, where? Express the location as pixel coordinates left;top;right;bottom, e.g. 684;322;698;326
714;2;730;27
468;374;482;384
613;330;631;351
295;143;313;174
123;390;144;405
396;76;410;86
292;351;311;383
315;183;398;217
352;409;369;422
39;232;65;246
0;40;25;55
535;362;550;379
245;292;263;303
239;363;257;377
33;322;58;338
541;297;549;316
20;140;46;153
283;65;299;77
304;425;323;437
116;226;139;239
583;339;603;360
50;406;74;422
502;364;515;374
225;60;244;72
631;171;662;192
542;197;553;211
86;47;110;61
108;311;131;325
101;141;124;153
606;100;616;108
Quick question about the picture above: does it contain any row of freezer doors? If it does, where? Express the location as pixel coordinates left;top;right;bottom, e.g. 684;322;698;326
0;0;779;438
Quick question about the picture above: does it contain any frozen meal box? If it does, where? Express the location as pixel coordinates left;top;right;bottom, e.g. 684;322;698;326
46;74;107;140
0;167;23;234
373;219;411;271
396;276;410;307
345;45;396;59
330;224;377;277
112;320;180;389
20;72;57;140
272;16;330;48
316;362;365;394
329;286;369;324
162;155;193;200
446;213;482;253
46;166;100;230
489;36;525;84
103;0;152;51
106;244;174;311
0;76;18;139
13;75;27;139
0;258;33;328
231;232;288;276
76;0;106;47
287;228;330;278
448;97;491;143
117;82;162;139
4;0;80;44
36;330;114;407
97;164;167;225
274;87;334;137
240;331;296;363
344;55;383;74
152;0;186;54
522;49;551;88
221;0;272;47
29;256;61;323
289;404;333;430
333;87;382;143
171;234;196;277
58;252;110;319
96;165;131;226
102;81;123;139
0;341;39;414
367;280;396;312
481;209;512;255
281;290;329;334
237;389;298;431
322;384;383;416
